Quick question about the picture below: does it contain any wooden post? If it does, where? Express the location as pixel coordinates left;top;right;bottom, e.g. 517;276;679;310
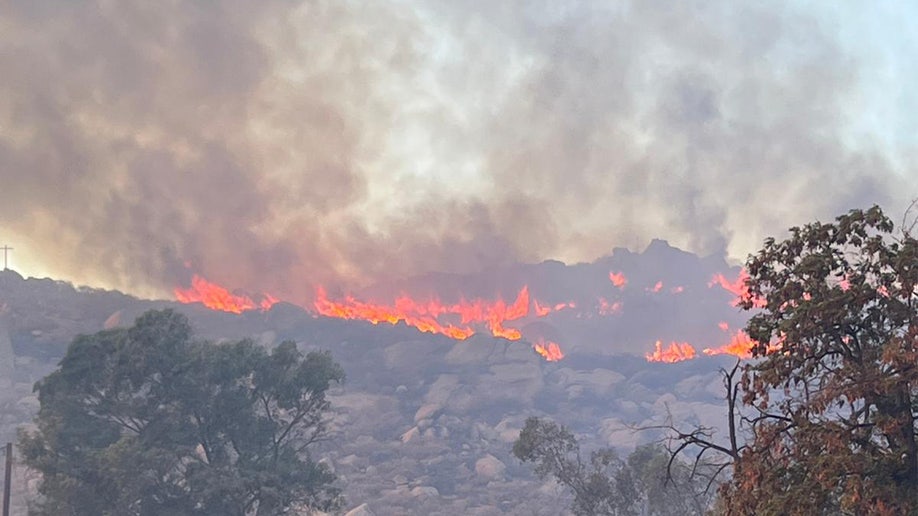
2;442;10;516
0;247;10;271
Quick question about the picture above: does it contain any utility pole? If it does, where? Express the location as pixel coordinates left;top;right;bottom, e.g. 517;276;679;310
2;442;10;516
0;246;10;271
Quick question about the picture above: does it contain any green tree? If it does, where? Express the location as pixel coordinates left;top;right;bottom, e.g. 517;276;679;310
19;309;345;515
512;417;714;515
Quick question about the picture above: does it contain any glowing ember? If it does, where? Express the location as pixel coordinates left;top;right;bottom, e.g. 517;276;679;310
709;269;766;308
646;281;664;293
174;275;278;314
670;285;684;294
645;340;697;363
533;339;564;361
598;297;623;315
609;271;627;288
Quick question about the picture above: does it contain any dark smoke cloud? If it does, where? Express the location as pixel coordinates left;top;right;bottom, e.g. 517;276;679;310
0;1;912;300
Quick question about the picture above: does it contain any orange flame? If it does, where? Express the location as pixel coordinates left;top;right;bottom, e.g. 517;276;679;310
312;286;559;343
709;269;766;308
174;275;278;314
260;293;280;311
534;300;576;316
314;286;476;340
645;340;697;363
176;276;568;361
703;330;756;359
609;271;627;288
533;339;564;361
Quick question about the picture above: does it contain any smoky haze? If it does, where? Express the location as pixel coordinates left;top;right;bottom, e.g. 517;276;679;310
0;1;910;301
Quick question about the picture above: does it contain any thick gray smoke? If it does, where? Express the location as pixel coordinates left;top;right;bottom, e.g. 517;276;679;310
0;1;912;300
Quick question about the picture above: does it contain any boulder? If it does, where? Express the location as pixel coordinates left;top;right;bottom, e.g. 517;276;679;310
401;426;421;444
414;403;441;423
474;454;506;480
410;486;440;498
344;503;376;516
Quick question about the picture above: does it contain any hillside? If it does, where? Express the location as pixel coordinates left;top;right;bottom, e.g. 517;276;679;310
0;241;745;515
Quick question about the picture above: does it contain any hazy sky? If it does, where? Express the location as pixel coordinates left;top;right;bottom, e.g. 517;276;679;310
0;1;915;301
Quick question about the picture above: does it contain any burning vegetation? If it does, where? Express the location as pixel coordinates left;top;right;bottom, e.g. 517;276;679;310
175;279;570;361
173;262;771;364
174;275;279;314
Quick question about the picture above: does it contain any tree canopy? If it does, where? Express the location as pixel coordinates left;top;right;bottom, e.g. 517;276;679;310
658;205;918;514
512;417;715;515
721;204;918;514
19;309;345;515
515;205;918;515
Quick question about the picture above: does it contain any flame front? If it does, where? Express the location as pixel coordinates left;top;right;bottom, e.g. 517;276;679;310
648;322;780;363
315;286;538;341
174;275;278;314
703;330;756;359
314;287;477;339
645;340;697;363
176;275;570;361
313;286;571;361
176;265;784;366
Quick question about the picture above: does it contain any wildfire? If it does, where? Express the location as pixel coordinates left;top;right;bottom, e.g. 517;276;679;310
174;275;278;314
598;297;623;315
313;286;476;340
313;285;568;344
703;330;756;359
709;269;766;308
533;339;564;361
609;271;627;288
647;321;781;363
176;266;786;366
646;341;697;363
175;275;572;361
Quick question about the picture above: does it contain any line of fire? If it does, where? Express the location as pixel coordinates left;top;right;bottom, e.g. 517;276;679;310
174;267;768;364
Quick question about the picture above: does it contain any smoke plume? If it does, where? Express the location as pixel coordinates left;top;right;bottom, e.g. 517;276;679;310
0;1;912;300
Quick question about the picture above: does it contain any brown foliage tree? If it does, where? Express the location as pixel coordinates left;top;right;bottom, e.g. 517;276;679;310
676;205;918;514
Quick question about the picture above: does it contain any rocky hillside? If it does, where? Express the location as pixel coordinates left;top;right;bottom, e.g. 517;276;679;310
0;241;747;514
